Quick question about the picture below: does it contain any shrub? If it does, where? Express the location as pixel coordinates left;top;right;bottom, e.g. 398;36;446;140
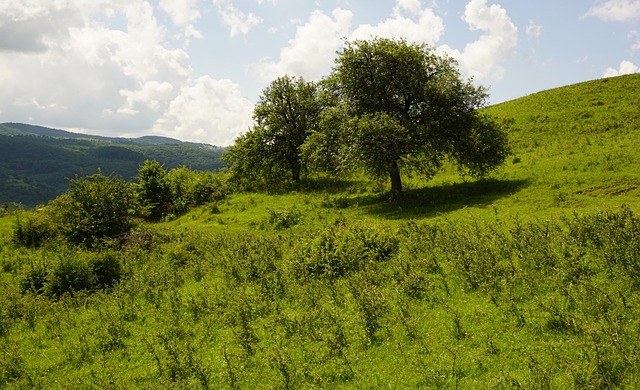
136;160;171;221
292;222;399;279
46;256;94;298
266;208;302;230
20;265;48;294
19;251;123;298
50;173;140;247
89;251;122;289
12;212;57;248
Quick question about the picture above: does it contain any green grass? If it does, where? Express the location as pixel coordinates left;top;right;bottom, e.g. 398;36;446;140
2;74;640;388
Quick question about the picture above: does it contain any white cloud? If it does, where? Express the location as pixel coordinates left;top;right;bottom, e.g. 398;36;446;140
351;2;445;44
586;0;640;22
440;0;518;81
213;0;263;37
603;60;640;77
395;0;423;14
250;8;353;82
153;76;254;146
526;19;543;38
120;81;175;114
0;1;83;52
251;2;448;84
0;0;245;145
159;0;203;38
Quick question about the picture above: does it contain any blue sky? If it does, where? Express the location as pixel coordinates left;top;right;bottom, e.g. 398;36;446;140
0;0;638;145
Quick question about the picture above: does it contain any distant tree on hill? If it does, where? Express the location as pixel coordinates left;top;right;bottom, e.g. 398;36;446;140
223;75;323;189
136;160;171;221
303;37;510;198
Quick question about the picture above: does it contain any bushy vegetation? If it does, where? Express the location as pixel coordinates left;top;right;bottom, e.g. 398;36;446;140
2;205;640;387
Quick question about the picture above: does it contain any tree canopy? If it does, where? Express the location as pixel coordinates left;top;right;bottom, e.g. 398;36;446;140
225;37;509;197
304;37;509;197
223;75;323;189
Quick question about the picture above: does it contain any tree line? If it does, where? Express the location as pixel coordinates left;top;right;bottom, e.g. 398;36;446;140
223;37;510;198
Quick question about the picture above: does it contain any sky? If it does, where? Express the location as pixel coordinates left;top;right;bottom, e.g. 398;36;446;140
0;0;639;146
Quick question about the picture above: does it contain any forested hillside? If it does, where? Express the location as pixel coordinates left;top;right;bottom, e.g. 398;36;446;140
0;123;226;208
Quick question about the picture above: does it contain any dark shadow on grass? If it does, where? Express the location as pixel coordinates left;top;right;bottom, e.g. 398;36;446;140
298;176;368;194
350;178;529;220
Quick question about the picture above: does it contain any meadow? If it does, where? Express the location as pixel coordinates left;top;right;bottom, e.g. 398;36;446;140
1;74;640;388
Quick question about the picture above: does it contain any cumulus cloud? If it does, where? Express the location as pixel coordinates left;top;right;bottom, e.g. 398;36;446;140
526;20;543;38
154;76;254;146
440;0;518;81
159;0;203;38
351;2;445;44
0;1;82;52
0;0;255;145
586;0;640;22
603;60;640;77
213;0;263;37
250;8;353;82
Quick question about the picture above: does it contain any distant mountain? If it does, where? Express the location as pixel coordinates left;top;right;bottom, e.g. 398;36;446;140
0;123;227;208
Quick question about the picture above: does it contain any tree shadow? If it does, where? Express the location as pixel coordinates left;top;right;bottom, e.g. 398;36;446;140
298;176;369;194
347;178;530;220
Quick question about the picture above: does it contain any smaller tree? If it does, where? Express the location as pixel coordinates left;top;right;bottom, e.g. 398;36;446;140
223;75;322;189
51;172;139;246
136;160;171;221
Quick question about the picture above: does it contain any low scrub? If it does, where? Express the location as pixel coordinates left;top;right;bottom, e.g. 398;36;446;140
291;222;399;279
19;250;123;298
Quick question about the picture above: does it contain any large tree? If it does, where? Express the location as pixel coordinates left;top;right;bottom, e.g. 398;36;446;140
223;75;322;189
305;37;509;197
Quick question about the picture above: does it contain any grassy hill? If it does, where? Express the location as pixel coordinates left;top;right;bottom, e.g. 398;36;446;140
1;74;640;388
0;123;226;208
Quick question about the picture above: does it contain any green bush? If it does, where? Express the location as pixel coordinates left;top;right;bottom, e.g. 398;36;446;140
20;265;48;294
137;161;228;220
266;207;302;230
46;256;94;298
292;222;399;279
18;251;123;298
50;173;140;247
89;251;122;289
12;212;57;248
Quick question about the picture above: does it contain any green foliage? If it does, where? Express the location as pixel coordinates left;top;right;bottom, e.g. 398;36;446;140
164;166;227;216
265;207;302;230
12;211;56;248
223;75;322;189
136;160;171;221
45;256;94;298
292;222;399;279
3;75;640;388
50;172;139;247
309;37;509;196
136;160;228;221
19;250;123;298
89;251;123;289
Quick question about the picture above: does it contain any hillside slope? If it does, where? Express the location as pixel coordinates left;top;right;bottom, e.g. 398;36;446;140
476;73;640;216
0;123;226;208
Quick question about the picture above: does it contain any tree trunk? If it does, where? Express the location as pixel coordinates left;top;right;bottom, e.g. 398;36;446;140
291;159;301;184
389;161;403;200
